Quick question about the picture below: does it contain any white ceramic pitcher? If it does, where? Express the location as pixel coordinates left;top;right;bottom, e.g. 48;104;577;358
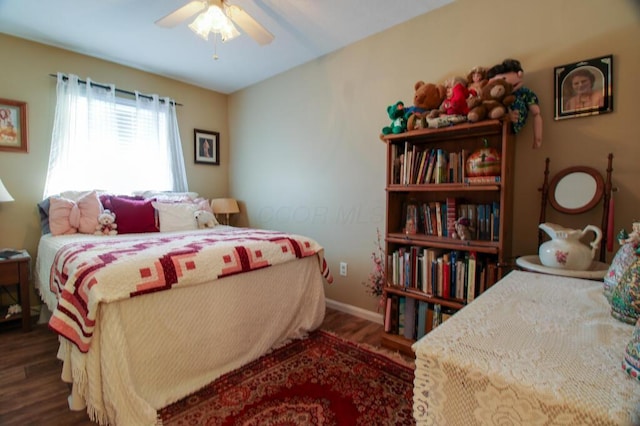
538;222;602;270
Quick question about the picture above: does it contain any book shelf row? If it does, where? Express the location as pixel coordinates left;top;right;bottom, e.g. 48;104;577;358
387;247;499;303
384;296;455;342
392;143;501;186
403;199;500;241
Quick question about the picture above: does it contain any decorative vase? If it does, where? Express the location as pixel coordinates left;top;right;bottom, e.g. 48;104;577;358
538;222;602;270
604;242;639;303
623;317;640;382
610;254;640;324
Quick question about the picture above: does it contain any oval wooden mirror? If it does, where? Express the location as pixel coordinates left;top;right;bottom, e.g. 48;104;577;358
548;166;604;214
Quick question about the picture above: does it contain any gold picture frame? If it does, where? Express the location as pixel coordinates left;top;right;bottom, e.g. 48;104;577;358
0;98;28;153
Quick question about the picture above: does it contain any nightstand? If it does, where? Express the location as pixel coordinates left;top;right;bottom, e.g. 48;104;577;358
0;250;31;331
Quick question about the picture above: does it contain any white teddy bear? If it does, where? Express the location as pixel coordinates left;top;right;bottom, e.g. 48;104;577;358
95;210;118;236
194;210;217;229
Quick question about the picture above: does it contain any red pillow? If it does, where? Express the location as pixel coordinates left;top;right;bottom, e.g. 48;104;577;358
108;196;159;234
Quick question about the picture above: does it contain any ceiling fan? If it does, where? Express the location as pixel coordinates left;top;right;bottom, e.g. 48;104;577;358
155;0;274;46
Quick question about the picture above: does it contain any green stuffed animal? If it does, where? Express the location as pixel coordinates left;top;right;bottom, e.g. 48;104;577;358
381;101;406;136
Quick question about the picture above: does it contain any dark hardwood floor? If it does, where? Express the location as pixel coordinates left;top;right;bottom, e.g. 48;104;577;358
0;307;409;425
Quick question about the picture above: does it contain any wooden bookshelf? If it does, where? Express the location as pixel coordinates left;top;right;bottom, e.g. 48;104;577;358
381;120;515;356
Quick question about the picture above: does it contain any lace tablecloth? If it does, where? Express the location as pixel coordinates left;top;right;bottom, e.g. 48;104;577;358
412;270;640;425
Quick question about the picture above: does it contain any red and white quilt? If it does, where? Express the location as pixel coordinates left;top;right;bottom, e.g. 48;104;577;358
48;228;332;352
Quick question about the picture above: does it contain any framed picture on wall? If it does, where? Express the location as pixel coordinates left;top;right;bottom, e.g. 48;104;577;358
554;55;613;120
0;98;28;153
194;129;220;165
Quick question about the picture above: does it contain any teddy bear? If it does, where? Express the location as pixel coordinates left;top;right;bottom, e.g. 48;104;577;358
381;101;407;136
467;79;515;123
194;210;217;229
95;210;118;236
404;81;446;131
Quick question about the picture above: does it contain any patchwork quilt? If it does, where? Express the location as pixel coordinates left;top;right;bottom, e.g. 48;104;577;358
48;228;332;352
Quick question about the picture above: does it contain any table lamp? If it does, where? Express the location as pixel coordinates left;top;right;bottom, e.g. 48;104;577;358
0;179;14;203
210;198;239;225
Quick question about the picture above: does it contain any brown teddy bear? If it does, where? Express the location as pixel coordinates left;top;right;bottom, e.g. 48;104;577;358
467;79;515;123
404;81;446;130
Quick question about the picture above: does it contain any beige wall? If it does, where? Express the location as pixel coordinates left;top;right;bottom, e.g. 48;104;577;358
229;0;640;313
1;0;639;316
0;34;229;261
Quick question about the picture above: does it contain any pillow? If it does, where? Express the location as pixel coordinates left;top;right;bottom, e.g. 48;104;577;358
48;191;101;236
152;202;199;232
99;194;144;211
37;198;52;235
109;196;159;234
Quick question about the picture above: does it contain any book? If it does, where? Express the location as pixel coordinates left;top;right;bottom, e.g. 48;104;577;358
424;150;437;184
416;301;428;339
464;175;501;184
384;297;393;332
446;197;457;238
404;298;417;340
435;201;443;236
467;252;477;303
398;297;406;336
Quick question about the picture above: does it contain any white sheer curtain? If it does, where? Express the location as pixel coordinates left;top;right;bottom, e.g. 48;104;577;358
43;73;188;197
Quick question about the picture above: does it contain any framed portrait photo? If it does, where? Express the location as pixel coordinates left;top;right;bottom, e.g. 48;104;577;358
0;98;28;153
194;129;219;165
554;55;613;120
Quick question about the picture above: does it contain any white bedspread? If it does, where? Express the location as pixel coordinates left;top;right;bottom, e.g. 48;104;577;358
412;270;640;426
36;228;328;425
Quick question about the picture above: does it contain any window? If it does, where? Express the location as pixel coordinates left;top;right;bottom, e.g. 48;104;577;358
43;73;188;197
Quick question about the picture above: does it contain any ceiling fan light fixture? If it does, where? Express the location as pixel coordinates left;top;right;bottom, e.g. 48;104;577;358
188;4;240;42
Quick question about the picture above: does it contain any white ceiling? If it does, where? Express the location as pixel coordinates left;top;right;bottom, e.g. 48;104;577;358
0;0;452;94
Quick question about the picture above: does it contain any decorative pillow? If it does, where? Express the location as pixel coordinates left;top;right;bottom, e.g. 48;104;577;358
623;316;640;382
152;202;199;232
108;196;159;234
37;198;52;235
48;191;101;236
99;194;144;212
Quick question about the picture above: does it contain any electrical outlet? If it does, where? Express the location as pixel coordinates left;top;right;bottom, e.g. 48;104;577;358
339;262;348;276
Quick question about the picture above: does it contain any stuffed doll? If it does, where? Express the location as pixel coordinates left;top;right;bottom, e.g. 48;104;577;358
429;76;470;118
486;58;542;148
466;66;488;99
404;81;446;131
95;210;118;236
381;101;407;136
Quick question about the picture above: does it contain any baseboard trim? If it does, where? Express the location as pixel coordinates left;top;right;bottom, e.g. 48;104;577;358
325;298;384;324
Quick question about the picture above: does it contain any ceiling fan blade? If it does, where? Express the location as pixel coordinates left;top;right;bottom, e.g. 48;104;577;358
155;1;207;28
227;5;274;46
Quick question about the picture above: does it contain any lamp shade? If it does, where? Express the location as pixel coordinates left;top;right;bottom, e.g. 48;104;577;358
211;198;239;214
0;179;14;202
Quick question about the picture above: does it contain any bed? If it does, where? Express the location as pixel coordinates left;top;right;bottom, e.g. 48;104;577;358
35;224;332;426
412;270;640;425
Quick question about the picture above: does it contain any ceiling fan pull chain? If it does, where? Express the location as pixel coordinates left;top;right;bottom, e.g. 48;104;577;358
213;34;219;60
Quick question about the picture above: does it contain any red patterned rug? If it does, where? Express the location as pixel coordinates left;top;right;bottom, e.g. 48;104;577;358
159;330;415;425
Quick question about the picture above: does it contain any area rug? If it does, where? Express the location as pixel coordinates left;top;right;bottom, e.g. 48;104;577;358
159;330;415;425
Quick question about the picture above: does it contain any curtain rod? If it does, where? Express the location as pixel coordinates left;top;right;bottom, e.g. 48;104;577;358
48;73;183;106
